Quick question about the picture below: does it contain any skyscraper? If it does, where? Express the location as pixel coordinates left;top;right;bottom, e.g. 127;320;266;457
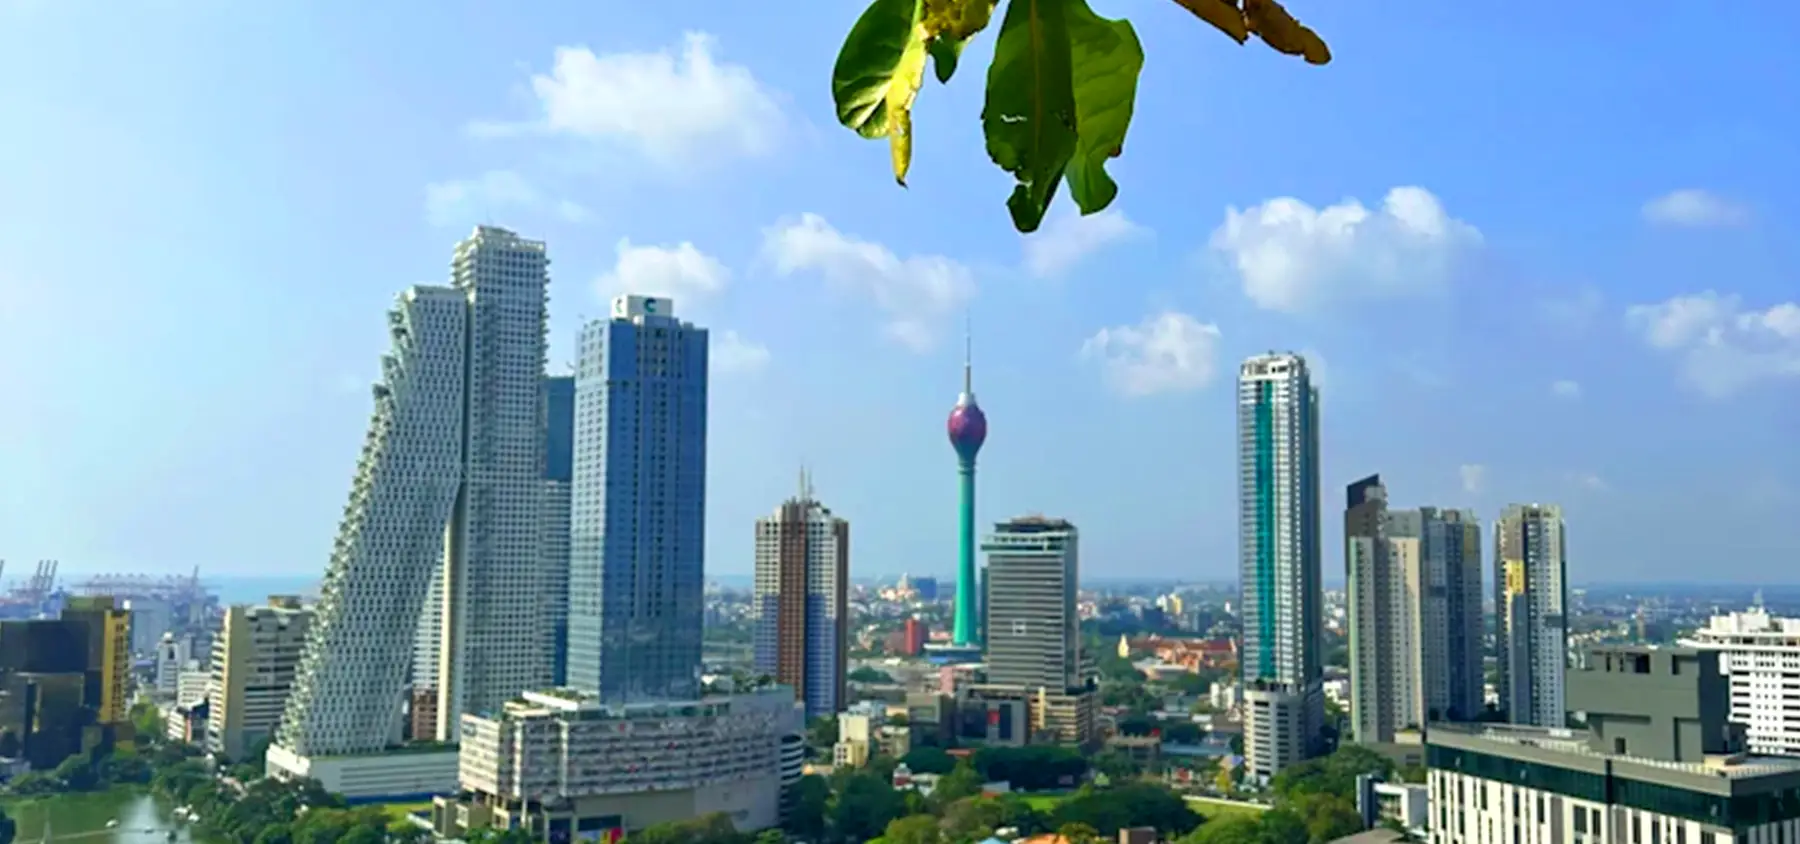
433;227;555;739
543;375;575;687
1495;503;1569;727
1345;475;1413;744
753;475;849;719
981;516;1094;744
1346;478;1486;742
279;226;553;757
1237;352;1323;780
947;331;987;647
1412;507;1484;722
568;294;709;703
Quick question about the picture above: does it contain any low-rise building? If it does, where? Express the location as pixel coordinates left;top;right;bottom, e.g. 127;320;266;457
1428;645;1800;844
434;687;804;841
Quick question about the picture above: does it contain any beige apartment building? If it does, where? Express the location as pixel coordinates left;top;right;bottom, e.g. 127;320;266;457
207;596;312;762
435;687;804;841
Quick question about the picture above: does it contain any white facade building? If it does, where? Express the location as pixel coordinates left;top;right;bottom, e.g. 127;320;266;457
440;687;802;838
277;226;553;768
208;598;313;761
1685;608;1800;756
1494;503;1569;727
1237;353;1324;779
154;632;191;698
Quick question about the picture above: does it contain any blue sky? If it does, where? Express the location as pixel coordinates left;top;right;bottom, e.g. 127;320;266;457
1;0;1795;585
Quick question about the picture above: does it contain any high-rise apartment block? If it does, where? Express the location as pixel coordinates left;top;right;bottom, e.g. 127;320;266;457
1345;475;1413;744
1237;353;1324;779
1408;507;1485;722
1346;477;1486;743
1685;607;1800;756
980;516;1095;744
207;597;312;761
753;479;849;719
1494;503;1569;727
275;227;554;788
568;295;709;703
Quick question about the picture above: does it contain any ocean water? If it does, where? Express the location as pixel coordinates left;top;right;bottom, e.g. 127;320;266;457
205;575;322;605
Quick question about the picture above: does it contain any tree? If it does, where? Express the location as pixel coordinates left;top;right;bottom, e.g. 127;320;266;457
1051;782;1200;838
628;813;748;844
901;746;957;775
1290;794;1362;844
932;761;986;805
1090;749;1143;782
832;771;907;844
1058;823;1102;844
882;815;943;844
829;0;1330;233
0;804;14;844
1269;744;1395;803
850;666;896;684
1181;815;1262;844
808;716;840;750
785;774;831;842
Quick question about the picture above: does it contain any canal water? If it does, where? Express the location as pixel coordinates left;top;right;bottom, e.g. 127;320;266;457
3;789;205;844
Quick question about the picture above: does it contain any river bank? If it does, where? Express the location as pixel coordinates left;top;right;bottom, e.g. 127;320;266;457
2;787;206;844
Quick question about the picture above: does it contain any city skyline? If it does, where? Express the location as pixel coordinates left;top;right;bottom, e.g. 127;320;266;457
1;3;1795;586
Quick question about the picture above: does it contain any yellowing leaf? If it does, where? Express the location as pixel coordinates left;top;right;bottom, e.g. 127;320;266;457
1243;0;1330;65
923;0;998;83
982;0;1079;233
888;28;931;184
832;0;930;139
1171;0;1247;44
1064;0;1143;215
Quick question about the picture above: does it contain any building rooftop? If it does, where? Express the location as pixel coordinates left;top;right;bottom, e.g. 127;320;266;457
1428;721;1800;780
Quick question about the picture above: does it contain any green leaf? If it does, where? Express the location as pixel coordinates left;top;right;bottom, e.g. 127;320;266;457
1064;0;1143;214
928;36;965;83
981;0;1079;233
833;0;928;140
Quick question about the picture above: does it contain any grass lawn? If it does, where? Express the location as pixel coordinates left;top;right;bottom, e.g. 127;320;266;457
1186;797;1268;822
376;800;434;821
1019;791;1071;810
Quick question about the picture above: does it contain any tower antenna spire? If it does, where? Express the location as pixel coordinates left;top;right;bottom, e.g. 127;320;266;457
962;311;974;396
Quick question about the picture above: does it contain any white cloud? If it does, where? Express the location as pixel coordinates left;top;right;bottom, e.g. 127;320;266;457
424;171;593;228
596;238;730;304
1080;311;1222;397
1642;189;1750;228
1550;379;1582;399
1625;291;1800;397
762;213;975;351
1539;287;1603;331
1459;464;1487;495
1209;186;1482;313
1023;209;1145;278
472;34;783;167
1566;471;1609;492
713;330;771;375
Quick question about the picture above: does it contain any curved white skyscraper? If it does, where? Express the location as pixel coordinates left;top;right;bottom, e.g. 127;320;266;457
277;286;469;755
277;226;552;758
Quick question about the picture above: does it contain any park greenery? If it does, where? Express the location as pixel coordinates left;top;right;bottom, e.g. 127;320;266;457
830;0;1331;232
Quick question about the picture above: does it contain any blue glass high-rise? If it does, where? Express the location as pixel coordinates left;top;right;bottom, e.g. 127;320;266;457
567;295;709;703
